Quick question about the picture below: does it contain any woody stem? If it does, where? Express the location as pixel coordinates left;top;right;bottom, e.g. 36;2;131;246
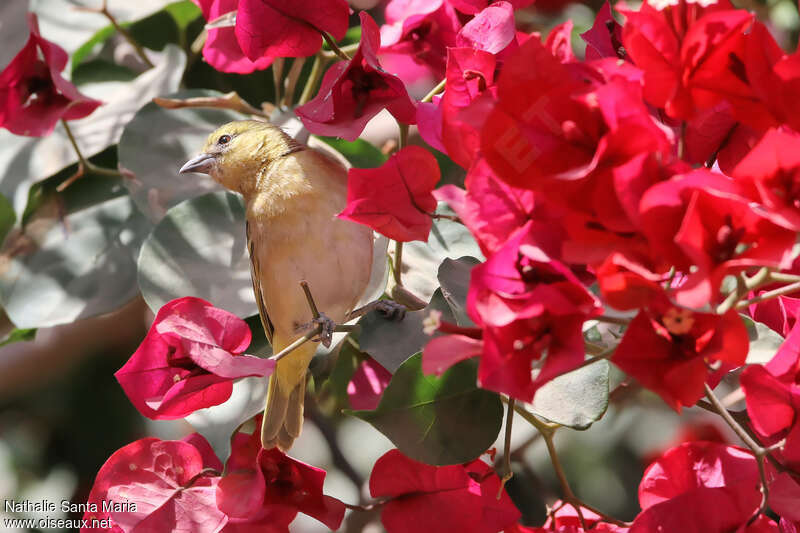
502;397;629;529
321;31;352;61
94;0;154;68
703;384;772;524
57;120;121;192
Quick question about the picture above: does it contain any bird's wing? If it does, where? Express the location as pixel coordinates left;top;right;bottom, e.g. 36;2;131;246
247;220;274;345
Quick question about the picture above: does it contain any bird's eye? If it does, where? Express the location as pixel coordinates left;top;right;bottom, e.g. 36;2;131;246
217;134;232;145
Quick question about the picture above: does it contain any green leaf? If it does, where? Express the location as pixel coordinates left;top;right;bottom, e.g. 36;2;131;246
349;354;503;465
0;185;151;329
316;137;388;169
530;360;610;429
742;315;785;364
0;328;36;347
137;191;257;318
359;289;455;373
164;0;203;32
402;205;484;302
71;25;118;72
437;256;479;326
119;89;239;223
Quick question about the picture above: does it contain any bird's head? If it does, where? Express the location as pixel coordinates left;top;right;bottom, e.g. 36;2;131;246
179;120;302;193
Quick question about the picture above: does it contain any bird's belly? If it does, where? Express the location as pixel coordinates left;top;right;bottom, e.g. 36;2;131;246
253;213;372;339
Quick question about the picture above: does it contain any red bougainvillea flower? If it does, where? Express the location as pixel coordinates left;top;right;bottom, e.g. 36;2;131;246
216;421;345;531
115;297;274;420
338;145;440;242
347;357;392;410
296;12;417;141
446;0;535;14
741;321;800;464
81;435;226;533
369;449;520;533
456;2;517;56
612;292;748;410
193;0;272;73
466;223;602;401
380;0;462;77
630;441;769;533
620;0;753;120
233;0;349;61
733;127;800;231
639;170;796;308
581;1;624;61
480;36;673;247
0;13;101;137
434;159;537;256
440;48;498;169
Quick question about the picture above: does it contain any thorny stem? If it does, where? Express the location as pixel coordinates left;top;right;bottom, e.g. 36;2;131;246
321;32;352;61
57;120;121;192
703;384;776;524
502;397;629;529
153;92;267;117
76;0;154;68
497;398;515;499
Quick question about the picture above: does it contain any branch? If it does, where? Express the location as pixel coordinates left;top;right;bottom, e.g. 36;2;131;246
321;32;352;61
75;0;154;68
497;398;515;498
56;120;122;192
153;92;267;117
703;384;775;524
502;397;629;529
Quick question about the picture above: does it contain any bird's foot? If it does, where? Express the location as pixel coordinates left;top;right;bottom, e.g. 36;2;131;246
296;312;336;347
347;299;407;322
374;300;407;321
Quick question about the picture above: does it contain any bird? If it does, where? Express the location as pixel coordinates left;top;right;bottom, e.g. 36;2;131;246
179;119;376;450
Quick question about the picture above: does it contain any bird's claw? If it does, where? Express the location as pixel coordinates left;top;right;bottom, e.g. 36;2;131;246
312;312;335;348
375;300;407;321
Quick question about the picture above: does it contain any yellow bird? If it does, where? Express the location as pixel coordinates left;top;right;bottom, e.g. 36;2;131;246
180;120;376;450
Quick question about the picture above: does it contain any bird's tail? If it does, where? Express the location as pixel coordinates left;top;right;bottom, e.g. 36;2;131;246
261;336;315;450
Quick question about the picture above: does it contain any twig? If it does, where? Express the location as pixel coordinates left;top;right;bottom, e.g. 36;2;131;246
56;120;121;192
502;397;629;529
282;57;307;108
736;280;800;309
299;54;329;105
393;241;404;286
497;398;515;499
321;32;352;61
75;0;154;68
321;42;359;60
703;384;772;524
398;123;409;149
272;57;285;108
421;78;446;103
594;315;630;326
300;280;321;319
268;327;322;362
153;92;267;117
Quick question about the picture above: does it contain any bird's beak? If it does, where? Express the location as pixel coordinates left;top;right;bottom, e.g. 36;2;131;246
179;153;215;174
